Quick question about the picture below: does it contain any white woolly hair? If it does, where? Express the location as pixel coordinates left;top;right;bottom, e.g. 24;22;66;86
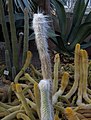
33;13;49;53
38;79;50;92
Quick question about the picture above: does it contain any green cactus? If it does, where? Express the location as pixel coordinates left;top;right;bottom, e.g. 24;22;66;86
5;50;11;72
8;0;18;71
22;8;29;66
0;0;11;56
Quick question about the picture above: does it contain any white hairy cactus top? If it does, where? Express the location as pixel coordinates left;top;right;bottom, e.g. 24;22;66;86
38;80;53;120
33;13;52;80
38;79;50;92
33;13;49;54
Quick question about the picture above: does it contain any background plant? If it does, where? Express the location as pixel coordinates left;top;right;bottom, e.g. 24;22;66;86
51;0;91;54
0;0;31;79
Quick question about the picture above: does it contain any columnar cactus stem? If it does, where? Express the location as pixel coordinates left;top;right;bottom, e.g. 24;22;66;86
8;0;18;71
14;51;32;83
0;0;11;55
53;72;69;105
15;84;36;120
65;44;80;99
82;50;91;103
34;83;41;119
65;107;80;120
5;50;11;72
77;50;83;105
33;13;54;120
22;8;29;65
53;53;60;94
16;113;31;120
38;80;53;120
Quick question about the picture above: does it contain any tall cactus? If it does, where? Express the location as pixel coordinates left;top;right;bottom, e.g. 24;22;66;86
33;13;54;120
5;50;11;72
22;8;29;65
8;0;18;71
65;44;80;99
0;0;11;57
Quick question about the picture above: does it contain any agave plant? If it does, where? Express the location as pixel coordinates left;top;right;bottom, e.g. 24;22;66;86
51;0;91;54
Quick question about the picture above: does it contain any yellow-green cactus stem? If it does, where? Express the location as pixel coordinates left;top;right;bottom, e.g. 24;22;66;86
14;51;32;83
24;73;38;84
34;83;41;119
65;107;80;120
54;114;60;120
1;110;24;120
65;44;80;99
53;53;60;94
77;49;84;106
16;112;31;120
82;50;91;103
15;84;36;120
53;72;69;105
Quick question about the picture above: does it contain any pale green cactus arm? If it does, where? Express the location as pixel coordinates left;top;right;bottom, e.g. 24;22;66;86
76;50;84;106
53;72;69;105
53;53;60;94
64;44;80;99
65;107;80;120
16;113;31;120
82;50;91;103
15;84;36;120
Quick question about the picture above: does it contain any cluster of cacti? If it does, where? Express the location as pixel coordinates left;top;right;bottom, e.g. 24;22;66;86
0;0;29;79
1;12;91;120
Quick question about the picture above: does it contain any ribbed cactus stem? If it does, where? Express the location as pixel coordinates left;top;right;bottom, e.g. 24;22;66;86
53;72;69;105
15;84;36;120
33;13;54;120
1;110;24;120
16;113;31;120
34;83;41;119
12;66;16;80
53;53;60;94
82;50;91;103
5;50;11;72
14;51;32;83
65;107;80;120
65;44;80;99
77;50;83;105
0;0;11;56
38;80;53;120
8;0;18;71
22;8;29;65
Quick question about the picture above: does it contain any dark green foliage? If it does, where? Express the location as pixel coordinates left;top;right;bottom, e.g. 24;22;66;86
51;0;91;53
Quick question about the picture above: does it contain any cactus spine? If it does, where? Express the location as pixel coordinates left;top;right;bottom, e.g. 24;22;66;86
33;13;54;120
